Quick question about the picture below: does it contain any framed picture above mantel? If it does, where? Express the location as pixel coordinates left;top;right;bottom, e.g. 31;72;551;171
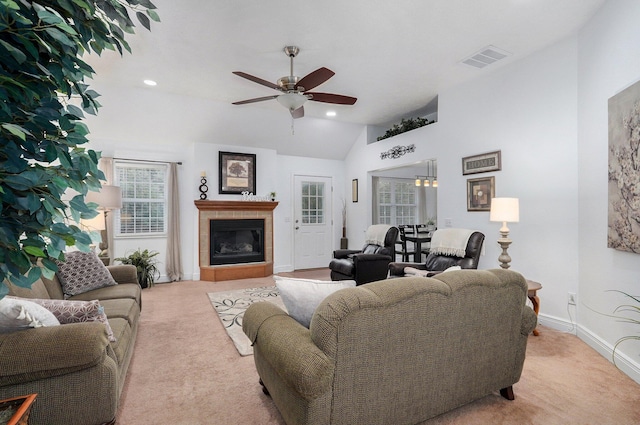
219;151;256;195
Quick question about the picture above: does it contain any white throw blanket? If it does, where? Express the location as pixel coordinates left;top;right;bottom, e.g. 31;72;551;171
365;224;392;246
429;228;474;257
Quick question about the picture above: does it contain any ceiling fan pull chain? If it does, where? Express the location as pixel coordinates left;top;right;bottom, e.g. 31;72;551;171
291;116;295;135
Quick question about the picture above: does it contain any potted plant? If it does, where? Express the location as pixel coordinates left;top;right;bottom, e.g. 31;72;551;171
269;192;277;201
116;249;160;288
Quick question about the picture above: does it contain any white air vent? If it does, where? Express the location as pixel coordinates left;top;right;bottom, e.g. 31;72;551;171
461;45;512;69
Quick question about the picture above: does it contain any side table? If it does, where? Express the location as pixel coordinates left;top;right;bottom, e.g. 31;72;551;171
0;394;37;425
526;279;542;336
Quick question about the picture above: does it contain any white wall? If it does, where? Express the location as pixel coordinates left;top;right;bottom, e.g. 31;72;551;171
576;0;640;381
346;37;580;327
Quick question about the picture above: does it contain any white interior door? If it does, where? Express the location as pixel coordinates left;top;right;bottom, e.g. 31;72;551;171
294;176;333;270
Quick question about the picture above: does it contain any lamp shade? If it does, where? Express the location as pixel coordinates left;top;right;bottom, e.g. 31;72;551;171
277;93;307;111
81;211;106;230
85;185;122;210
490;197;519;223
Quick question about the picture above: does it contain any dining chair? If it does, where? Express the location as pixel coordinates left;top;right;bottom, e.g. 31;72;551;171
415;224;435;257
396;224;417;262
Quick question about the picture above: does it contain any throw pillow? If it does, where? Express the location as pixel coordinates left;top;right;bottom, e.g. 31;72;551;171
55;251;117;298
0;297;60;333
14;297;116;342
274;276;356;328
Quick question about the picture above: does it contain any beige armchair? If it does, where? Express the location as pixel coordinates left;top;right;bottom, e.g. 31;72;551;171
243;269;536;425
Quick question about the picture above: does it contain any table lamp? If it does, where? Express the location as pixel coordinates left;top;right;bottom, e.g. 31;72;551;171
489;197;519;269
85;185;122;263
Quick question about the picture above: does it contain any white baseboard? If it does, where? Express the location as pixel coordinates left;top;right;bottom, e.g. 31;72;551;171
578;326;640;385
273;265;294;274
537;313;640;385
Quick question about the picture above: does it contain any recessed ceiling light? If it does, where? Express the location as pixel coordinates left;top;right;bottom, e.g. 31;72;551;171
143;79;157;86
326;111;336;117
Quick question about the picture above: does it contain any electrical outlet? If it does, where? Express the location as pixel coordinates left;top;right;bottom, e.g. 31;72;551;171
568;292;577;305
444;218;453;228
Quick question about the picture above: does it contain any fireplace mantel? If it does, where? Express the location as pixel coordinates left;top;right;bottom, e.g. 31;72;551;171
195;200;278;281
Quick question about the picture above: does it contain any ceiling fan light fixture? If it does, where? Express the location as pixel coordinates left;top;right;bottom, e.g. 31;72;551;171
277;93;308;111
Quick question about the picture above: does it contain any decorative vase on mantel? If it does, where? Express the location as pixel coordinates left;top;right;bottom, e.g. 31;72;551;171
340;227;348;249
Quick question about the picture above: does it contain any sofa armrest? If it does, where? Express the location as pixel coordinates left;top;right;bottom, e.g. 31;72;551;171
243;302;334;399
0;322;111;387
106;264;138;285
333;249;361;259
521;305;538;336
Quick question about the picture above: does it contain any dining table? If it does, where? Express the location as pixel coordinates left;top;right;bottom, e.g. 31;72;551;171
402;234;432;263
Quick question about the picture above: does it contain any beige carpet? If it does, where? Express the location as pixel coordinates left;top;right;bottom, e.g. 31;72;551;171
116;269;640;425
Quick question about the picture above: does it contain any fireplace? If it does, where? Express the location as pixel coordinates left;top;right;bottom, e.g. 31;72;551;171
194;200;278;282
210;219;264;265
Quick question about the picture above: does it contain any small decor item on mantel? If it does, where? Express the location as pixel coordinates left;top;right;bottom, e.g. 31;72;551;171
199;171;208;200
377;117;435;141
270;192;276;201
115;249;160;288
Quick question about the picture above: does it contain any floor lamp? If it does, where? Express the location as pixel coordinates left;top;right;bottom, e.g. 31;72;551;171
85;185;122;265
489;197;519;269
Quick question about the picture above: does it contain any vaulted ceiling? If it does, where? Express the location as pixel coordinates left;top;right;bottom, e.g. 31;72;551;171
84;0;606;159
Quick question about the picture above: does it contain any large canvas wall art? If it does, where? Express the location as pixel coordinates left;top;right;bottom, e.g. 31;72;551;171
608;79;640;254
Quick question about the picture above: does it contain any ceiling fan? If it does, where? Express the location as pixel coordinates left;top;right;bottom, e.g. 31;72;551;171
232;46;357;119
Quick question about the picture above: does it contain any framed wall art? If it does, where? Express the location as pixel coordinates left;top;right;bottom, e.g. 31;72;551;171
462;150;502;175
467;176;495;211
219;151;256;195
608;78;640;254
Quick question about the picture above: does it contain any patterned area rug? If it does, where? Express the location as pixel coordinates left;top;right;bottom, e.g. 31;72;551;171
207;286;286;356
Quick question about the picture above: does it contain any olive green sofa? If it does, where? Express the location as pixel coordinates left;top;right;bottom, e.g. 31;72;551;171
243;269;537;425
0;265;141;425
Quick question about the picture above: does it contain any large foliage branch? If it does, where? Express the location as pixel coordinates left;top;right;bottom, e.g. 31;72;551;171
0;0;159;296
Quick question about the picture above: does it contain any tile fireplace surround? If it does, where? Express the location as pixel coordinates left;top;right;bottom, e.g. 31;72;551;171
194;200;278;281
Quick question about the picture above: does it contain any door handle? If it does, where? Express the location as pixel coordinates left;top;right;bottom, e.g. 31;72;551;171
295;226;299;230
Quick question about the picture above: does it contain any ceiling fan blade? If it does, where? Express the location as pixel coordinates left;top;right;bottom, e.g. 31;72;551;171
232;95;278;105
296;67;335;91
290;106;304;119
307;92;357;105
232;71;281;91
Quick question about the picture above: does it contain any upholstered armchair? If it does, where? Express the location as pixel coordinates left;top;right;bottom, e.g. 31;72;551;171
389;228;484;277
329;225;399;285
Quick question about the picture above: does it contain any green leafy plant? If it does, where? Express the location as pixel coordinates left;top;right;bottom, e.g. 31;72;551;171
0;0;159;297
607;290;640;363
377;117;435;141
116;249;160;288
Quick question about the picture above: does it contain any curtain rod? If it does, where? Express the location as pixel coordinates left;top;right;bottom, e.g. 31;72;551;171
113;157;182;165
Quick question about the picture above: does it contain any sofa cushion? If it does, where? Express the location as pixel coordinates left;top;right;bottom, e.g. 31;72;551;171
274;276;356;328
55;251;117;298
0;297;60;333
70;283;141;307
23;298;116;342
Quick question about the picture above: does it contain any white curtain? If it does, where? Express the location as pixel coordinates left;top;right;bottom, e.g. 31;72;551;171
166;163;183;281
98;157;115;263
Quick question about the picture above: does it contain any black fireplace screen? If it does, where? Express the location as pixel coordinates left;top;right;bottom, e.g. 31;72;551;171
210;219;265;265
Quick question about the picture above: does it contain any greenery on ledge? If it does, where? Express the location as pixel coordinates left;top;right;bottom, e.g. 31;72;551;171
377;116;435;141
0;0;159;296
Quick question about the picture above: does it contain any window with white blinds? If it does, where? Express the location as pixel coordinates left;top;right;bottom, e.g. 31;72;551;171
376;178;417;225
114;161;168;236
